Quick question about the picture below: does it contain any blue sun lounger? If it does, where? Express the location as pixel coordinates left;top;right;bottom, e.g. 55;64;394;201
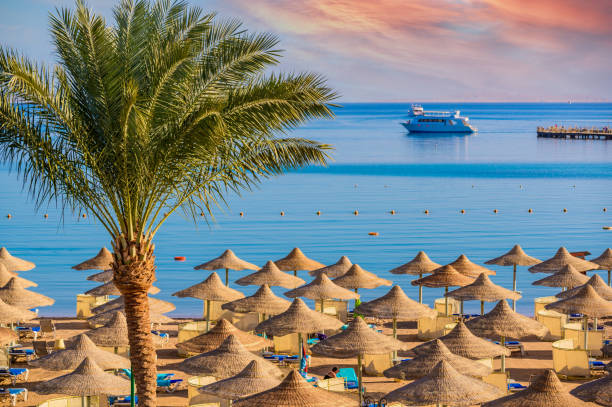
120;369;181;391
0;388;28;406
337;368;359;390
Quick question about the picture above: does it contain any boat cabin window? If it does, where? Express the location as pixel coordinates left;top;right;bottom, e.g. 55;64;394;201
418;118;445;123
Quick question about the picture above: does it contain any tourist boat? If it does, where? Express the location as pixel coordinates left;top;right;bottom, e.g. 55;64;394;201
401;105;476;133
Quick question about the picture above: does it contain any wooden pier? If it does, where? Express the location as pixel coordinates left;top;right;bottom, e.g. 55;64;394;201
537;126;612;140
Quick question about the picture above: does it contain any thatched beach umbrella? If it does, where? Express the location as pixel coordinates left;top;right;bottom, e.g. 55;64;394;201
0;327;18;345
88;308;173;326
194;249;258;286
529;247;598;274
235;261;305;289
0;298;37;325
91;295;175;315
411;320;510;360
449;254;496;277
556;274;612;300
466;300;549;371
483;369;588;407
233;369;355;407
85;311;130;347
221;284;291;317
0;247;35;272
533;264;590;291
274;247;324;277
176;318;271;355
172;272;244;332
30;334;130;370
0;263;36;288
383;339;492;380
309;255;353;278
85;280;160;296
332;264;392;295
311;316;408;404
486;244;541;310
390;251;442;303
0;277;54;309
86;269;113;283
570;370;612;406
384;360;503;407
34;357;131;396
195;360;281;402
284;273;359;314
178;334;281;379
411;265;474;315
591;248;612;286
72;247;113;271
446;273;521;316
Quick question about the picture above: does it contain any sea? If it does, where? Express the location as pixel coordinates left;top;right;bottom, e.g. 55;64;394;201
1;103;611;317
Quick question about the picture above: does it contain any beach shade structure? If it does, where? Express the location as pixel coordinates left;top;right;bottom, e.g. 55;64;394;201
86;269;113;283
172;272;244;332
284;273;359;313
232;369;355;407
332;263;392;295
235;261;305;289
194;249;258;286
570;370;612;406
556;274;612;300
0;247;35;272
178;334;282;379
486;244;541;311
0;327;18;345
411;265;474;316
545;284;612;351
0;277;54;309
221;284;291;317
0;263;36;288
591;248;612;286
91;295;175;315
195;360;281;402
483;369;588;407
88;308;173;326
176;318;271;355
34;357;131;396
0;298;37;325
448;254;496;278
384;360;503;407
30;334;130;371
389;251;442;303
446;273;521;316
85;280;160;296
533;264;590;291
383;339;492;380
311;316;408;405
411;320;510;360
466;300;549;371
309;255;353;278
85;311;130;347
274;247;325;277
528;247;598;274
71;247;113;271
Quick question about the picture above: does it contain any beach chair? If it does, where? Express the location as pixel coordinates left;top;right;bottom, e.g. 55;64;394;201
15;326;40;340
151;330;169;346
507;378;527;392
39;318;56;338
0;368;29;386
8;349;34;364
120;369;179;391
589;358;606;371
494;340;525;357
0;388;27;406
32;340;52;357
109;395;137;406
337;368;359;390
316;377;345;392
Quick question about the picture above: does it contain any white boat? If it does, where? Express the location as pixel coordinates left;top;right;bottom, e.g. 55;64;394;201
401;105;476;133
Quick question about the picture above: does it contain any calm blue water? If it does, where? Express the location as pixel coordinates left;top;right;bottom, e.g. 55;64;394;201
1;103;611;317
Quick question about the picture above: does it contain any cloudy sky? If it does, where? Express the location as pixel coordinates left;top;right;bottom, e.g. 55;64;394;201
2;0;611;102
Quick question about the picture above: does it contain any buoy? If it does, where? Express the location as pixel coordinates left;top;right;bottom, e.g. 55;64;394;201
604;208;607;212
82;213;86;219
6;214;11;219
316;211;321;216
390;210;395;215
353;210;359;215
200;212;204;216
563;208;567;213
493;209;498;213
460;209;465;214
368;232;379;236
44;214;48;218
603;226;612;230
239;212;244;217
280;211;285;216
424;210;429;214
174;256;186;261
528;208;533;213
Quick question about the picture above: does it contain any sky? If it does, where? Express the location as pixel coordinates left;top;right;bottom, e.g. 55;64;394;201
1;0;611;102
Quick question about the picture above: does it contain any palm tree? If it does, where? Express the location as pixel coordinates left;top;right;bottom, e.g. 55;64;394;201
0;0;337;404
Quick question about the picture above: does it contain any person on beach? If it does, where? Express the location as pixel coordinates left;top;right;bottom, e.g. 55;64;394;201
324;367;339;379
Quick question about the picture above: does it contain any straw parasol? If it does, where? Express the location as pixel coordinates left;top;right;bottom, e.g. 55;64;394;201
0;298;37;324
30;334;130;370
411;320;510;359
570;371;612;406
311;316;408;404
384;360;503;407
178;334;281;378
85;280;160;296
172;272;244;332
232;369;355;407
448;254;496;277
332;264;392;295
411;265;474;315
274;247;325;277
91;295;175;315
0;277;54;309
195;360;281;401
591;248;612;286
528;247;598;273
235;261;305;289
86;269;113;283
390;251;442;303
556;274;612;300
383;339;492;380
34;357;131;396
84;311;130;347
0;327;18;345
483;369;588;407
533;264;590;290
221;284;291;316
194;249;258;286
486;244;541;311
88;308;173;326
72;247;113;271
176;318;271;355
0;247;35;272
466;300;549;371
309;255;353;278
0;263;36;288
284;273;359;314
446;273;521;316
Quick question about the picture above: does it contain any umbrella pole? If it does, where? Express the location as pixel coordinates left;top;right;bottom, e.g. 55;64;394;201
205;299;211;333
298;332;303;364
501;335;506;372
608;269;611;286
392;317;397;360
444;286;449;316
130;368;135;407
583;316;589;351
480;301;484;316
225;268;229;286
355;288;359;311
418;273;423;304
512;264;517;311
357;354;363;406
460;300;464;316
293;269;297;277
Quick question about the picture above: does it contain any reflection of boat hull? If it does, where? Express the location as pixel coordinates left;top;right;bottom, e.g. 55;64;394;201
401;122;475;133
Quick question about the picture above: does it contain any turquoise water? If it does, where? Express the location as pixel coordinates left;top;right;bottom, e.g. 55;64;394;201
1;103;611;317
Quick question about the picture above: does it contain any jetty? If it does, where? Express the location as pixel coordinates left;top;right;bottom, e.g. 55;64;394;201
537;126;612;140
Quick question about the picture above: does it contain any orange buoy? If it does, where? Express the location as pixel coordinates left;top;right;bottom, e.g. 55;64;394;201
424;210;429;214
174;256;186;261
6;214;11;219
353;210;359;215
368;232;379;236
493;209;498;213
280;211;285;216
82;213;86;219
316;211;321;216
563;208;567;213
44;214;49;218
528;208;533;213
390;210;396;215
460;209;465;214
239;212;244;216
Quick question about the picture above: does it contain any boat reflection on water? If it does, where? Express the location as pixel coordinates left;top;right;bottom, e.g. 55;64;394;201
403;131;474;161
